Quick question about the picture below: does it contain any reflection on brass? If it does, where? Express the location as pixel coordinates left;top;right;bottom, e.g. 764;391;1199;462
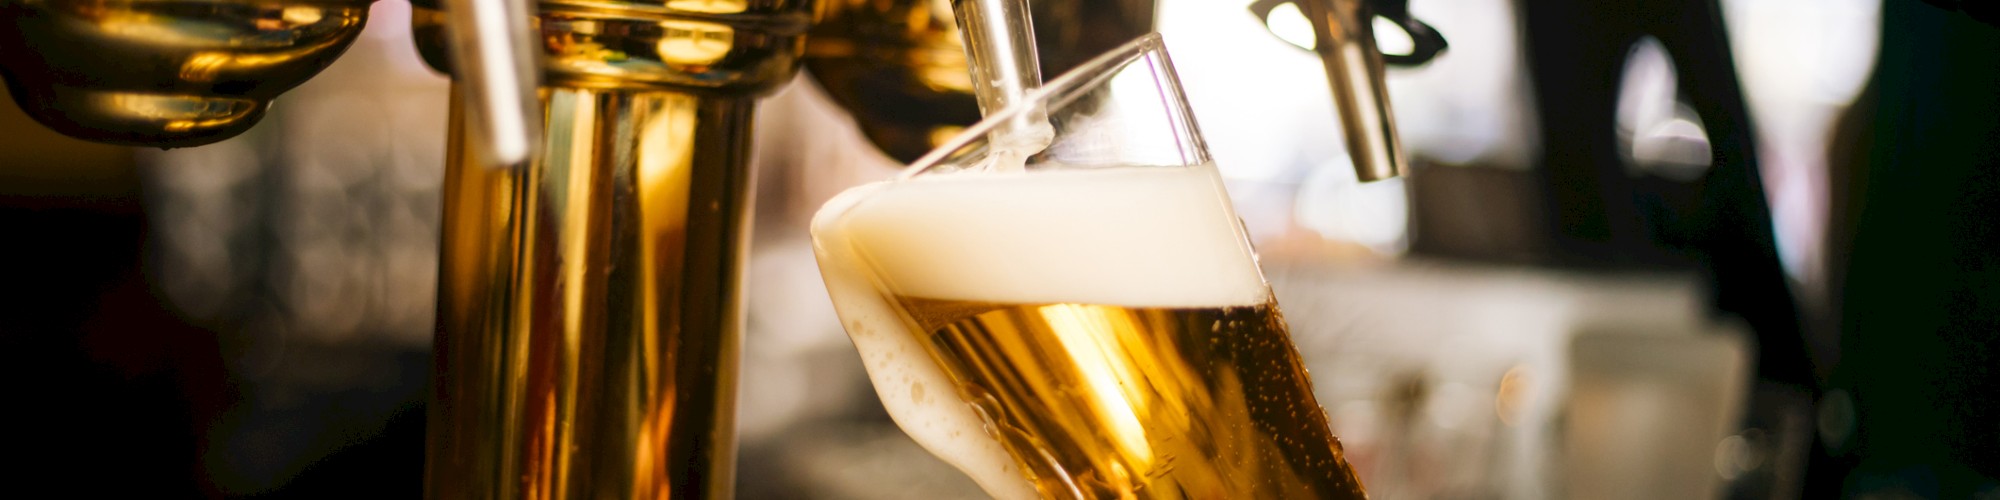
0;0;374;147
664;0;748;14
804;0;1154;162
419;0;808;498
656;19;735;65
428;87;752;500
526;5;805;92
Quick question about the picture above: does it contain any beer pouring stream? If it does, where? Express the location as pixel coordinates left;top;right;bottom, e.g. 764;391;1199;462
951;0;1053;170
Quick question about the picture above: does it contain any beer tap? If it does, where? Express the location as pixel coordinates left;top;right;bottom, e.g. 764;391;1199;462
0;0;1446;497
3;0;807;496
802;0;1153;163
0;0;377;147
413;0;811;497
1250;0;1447;181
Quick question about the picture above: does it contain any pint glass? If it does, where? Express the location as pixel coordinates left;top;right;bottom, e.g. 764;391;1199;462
810;34;1367;500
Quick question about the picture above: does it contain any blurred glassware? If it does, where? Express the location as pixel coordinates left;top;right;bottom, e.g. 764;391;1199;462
1260;256;1758;500
1563;331;1751;500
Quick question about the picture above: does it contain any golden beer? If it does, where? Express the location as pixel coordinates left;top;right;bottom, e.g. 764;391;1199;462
813;163;1366;499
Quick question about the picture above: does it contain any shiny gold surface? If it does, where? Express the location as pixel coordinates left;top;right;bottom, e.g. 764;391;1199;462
422;0;807;499
0;0;374;147
428;87;759;500
803;0;1152;162
907;299;1367;499
411;0;808;94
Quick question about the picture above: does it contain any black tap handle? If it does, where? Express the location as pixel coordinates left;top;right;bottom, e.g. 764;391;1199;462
1918;0;2000;27
1369;0;1448;66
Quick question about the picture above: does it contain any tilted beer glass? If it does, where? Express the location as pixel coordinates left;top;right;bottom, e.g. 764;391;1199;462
810;34;1367;500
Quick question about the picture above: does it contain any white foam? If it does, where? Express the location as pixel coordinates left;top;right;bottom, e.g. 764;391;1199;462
808;163;1269;500
823;163;1269;307
812;182;1038;500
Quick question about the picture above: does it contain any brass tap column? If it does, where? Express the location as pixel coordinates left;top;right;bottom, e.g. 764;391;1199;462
0;0;376;147
416;0;808;498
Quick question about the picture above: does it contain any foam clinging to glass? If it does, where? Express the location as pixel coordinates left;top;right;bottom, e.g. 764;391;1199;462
810;163;1270;500
828;163;1268;307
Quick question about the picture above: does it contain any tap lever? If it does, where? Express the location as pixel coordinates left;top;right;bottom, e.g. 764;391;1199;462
1367;0;1447;66
1248;0;1449;182
440;0;541;168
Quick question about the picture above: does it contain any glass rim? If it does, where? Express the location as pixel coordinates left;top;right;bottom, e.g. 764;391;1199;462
897;32;1198;180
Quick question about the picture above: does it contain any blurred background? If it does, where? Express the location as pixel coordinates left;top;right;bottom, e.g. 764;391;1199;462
3;0;1995;498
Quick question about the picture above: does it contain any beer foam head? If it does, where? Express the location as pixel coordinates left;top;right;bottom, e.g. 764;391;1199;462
817;164;1269;308
813;180;1041;500
810;163;1269;500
